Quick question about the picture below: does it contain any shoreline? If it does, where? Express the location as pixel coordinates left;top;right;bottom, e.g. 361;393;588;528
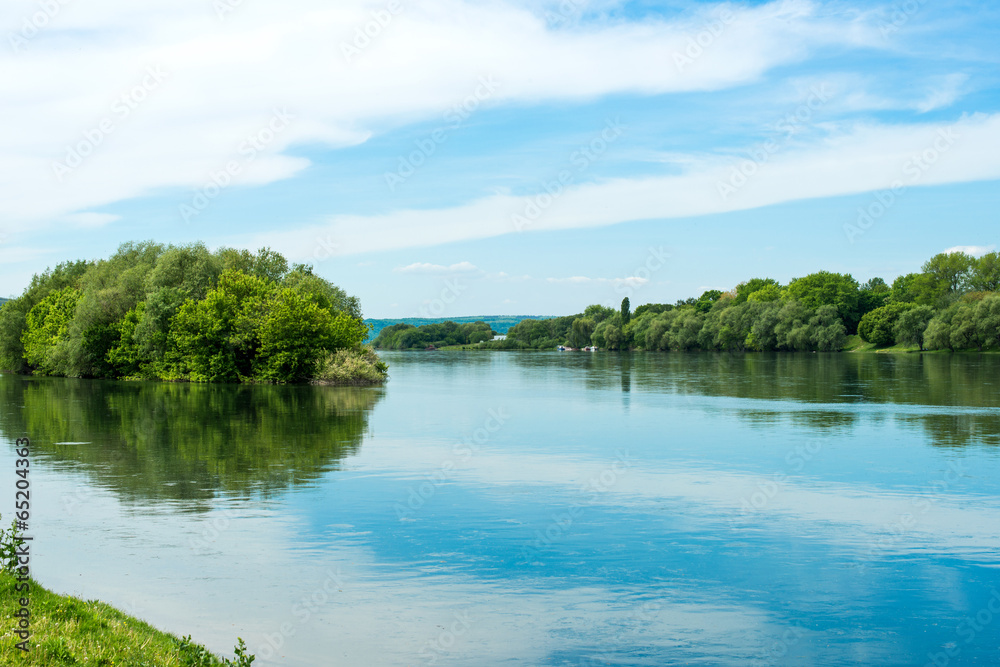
0;572;250;665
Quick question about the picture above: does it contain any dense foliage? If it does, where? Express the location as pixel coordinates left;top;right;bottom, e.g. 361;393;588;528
486;250;1000;353
372;320;495;349
0;242;380;383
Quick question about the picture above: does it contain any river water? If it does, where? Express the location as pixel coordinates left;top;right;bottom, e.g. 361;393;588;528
2;351;999;665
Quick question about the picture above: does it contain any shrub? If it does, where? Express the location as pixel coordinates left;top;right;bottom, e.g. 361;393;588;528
314;347;388;385
858;303;912;346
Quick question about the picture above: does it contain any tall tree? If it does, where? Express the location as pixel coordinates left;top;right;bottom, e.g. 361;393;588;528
786;271;861;332
734;278;780;304
970;251;1000;292
921;251;974;300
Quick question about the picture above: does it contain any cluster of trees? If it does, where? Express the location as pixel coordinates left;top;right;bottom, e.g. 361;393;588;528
372;320;494;349
0;242;376;383
856;251;1000;351
490;249;1000;353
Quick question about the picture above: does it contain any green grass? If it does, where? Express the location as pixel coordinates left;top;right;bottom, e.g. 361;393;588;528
842;335;924;353
0;572;250;666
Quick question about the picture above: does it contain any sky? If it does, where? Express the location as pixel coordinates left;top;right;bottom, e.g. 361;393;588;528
1;0;998;318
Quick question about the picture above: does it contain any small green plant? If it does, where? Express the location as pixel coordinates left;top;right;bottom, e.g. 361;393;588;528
0;514;26;572
178;635;255;666
178;634;217;666
228;637;255;666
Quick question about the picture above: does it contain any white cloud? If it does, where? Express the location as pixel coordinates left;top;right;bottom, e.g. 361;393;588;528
915;73;969;113
825;72;970;115
547;276;595;284
254;113;1000;259
393;261;479;274
944;245;995;257
0;0;885;229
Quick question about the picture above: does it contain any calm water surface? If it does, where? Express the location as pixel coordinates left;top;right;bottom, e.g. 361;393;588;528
2;352;1000;665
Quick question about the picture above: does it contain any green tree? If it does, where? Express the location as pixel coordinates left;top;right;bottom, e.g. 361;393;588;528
620;298;630;326
808;305;848;351
632;303;672;319
22;287;81;375
669;309;705;350
893;305;935;350
105;303;146;378
568;317;595;348
746;284;783;303
923;306;958;351
745;301;783;350
975;294;1000;349
693;290;724;314
0;306;27;372
948;302;983;351
710;302;752;351
858;277;890;316
858;303;913;347
785;271;860;332
970;252;1000;292
66;241;164;377
734;278;779;304
218;247;289;283
255;290;361;383
923;251;974;295
0;260;91;373
584;304;616;323
602;322;624;350
145;242;222;301
283;266;362;319
889;273;921;304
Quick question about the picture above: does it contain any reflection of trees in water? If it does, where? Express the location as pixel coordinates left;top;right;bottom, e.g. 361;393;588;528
0;374;383;506
509;351;1000;448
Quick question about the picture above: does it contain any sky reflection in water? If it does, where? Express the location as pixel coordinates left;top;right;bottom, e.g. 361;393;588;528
1;352;999;665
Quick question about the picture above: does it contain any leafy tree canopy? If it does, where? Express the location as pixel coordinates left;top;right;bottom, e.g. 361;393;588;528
0;243;372;384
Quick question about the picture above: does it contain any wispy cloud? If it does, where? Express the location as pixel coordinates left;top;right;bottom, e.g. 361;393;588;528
915;74;969;113
944;245;995;257
254;113;1000;260
393;261;480;274
1;0;886;229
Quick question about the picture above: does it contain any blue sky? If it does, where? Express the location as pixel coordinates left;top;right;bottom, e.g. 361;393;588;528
1;0;998;317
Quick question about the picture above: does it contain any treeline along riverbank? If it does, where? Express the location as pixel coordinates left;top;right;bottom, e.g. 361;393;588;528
373;249;1000;353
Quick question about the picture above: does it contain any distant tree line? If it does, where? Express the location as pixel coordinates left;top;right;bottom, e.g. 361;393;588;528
373;320;494;349
0;242;386;384
487;249;1000;352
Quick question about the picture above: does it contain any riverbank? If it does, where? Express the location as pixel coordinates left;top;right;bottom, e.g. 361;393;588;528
0;572;251;666
394;336;999;354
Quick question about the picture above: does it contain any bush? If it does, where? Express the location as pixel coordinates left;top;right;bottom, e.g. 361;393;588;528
858;303;912;346
314;347;388;385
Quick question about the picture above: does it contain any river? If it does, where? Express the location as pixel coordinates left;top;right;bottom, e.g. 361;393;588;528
2;351;999;665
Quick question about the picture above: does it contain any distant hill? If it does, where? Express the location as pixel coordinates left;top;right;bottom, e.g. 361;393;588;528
364;316;554;342
0;297;8;307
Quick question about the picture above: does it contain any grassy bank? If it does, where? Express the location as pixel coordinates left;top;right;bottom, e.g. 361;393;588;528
0;572;252;666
